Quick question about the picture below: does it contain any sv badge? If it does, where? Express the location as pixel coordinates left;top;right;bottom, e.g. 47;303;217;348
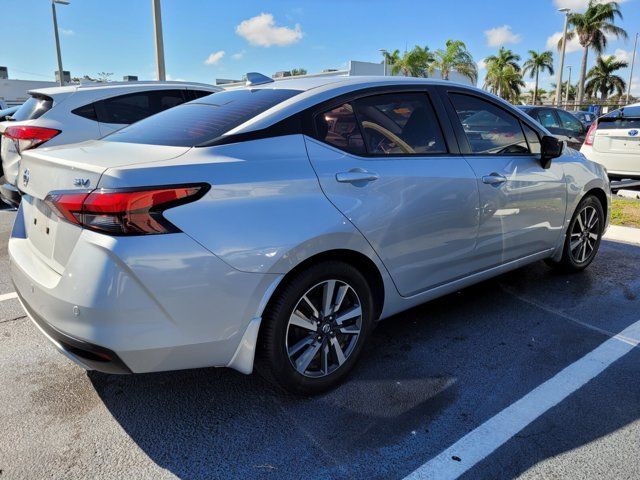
73;178;91;187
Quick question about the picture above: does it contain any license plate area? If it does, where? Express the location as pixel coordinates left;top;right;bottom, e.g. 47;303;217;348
23;196;60;261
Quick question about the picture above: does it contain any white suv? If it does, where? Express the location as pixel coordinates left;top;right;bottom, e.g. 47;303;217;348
0;81;221;205
580;103;640;180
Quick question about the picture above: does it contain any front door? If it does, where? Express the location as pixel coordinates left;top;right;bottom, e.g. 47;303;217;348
445;92;566;267
305;90;479;297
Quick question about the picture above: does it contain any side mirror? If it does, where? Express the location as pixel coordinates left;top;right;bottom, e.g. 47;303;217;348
540;135;564;169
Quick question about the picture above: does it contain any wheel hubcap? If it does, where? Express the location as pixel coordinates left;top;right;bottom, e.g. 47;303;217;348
569;205;599;263
285;279;362;378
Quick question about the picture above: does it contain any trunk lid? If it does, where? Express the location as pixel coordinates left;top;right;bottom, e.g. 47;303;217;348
593;112;640;155
17;140;191;274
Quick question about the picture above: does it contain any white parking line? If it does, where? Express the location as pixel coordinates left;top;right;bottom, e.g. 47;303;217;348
0;292;18;302
403;319;640;480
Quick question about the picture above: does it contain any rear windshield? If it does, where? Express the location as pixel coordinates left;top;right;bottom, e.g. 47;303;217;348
11;95;53;121
599;106;640;130
105;88;301;146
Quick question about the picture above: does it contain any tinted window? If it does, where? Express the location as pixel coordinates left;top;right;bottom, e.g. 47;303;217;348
97;89;186;124
535;109;560;129
316;103;366;155
72;103;98;121
599;106;640;129
557;110;583;134
353;92;446;155
106;88;301;146
522;123;541;155
189;90;214;100
450;93;529;155
11;95;53;121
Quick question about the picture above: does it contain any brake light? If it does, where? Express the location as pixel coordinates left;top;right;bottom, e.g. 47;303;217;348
584;122;597;146
3;126;61;153
44;184;208;235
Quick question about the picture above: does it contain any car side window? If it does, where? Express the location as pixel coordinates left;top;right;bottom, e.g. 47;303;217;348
71;103;98;121
189;90;214;100
351;92;447;155
315;103;366;155
536;109;561;129
557;110;583;135
449;93;529;155
97;89;187;124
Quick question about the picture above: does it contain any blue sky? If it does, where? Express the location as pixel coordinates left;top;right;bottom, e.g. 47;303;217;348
2;0;639;94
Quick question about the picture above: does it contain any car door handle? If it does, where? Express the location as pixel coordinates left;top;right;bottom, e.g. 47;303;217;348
336;170;379;184
482;173;507;185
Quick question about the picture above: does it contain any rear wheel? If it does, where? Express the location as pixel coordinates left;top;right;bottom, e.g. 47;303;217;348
546;195;604;272
259;261;374;395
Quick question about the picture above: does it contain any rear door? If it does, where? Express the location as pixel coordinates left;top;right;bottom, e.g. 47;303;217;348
95;89;187;135
443;90;566;268
305;88;479;297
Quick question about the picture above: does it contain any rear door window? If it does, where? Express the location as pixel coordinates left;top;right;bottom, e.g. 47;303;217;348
449;93;530;155
11;95;53;121
71;103;98;121
105;88;301;146
535;109;561;129
315;103;366;155
96;89;187;125
557;110;584;135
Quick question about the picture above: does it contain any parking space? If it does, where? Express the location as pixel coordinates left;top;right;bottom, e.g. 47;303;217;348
0;209;639;479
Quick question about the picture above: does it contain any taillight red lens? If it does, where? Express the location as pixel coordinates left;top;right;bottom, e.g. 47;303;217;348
584;122;598;146
4;126;61;152
44;184;208;235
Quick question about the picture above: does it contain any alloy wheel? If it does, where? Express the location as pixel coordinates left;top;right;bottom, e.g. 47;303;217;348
569;205;600;264
285;279;362;378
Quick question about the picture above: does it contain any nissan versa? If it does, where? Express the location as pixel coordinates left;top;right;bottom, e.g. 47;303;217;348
9;75;610;394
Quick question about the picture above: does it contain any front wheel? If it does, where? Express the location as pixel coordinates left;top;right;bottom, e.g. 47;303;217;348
259;261;374;395
546;195;604;272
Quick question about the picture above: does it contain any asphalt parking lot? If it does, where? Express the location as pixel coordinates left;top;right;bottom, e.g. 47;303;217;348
0;208;639;480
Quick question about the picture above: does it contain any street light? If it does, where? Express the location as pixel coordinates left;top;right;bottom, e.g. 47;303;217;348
152;0;166;81
555;7;571;107
379;49;388;76
564;66;572;109
626;33;638;105
51;0;70;86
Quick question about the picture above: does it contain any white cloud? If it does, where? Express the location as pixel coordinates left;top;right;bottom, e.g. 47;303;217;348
484;25;522;47
554;0;628;11
477;59;487;70
204;50;225;65
231;51;245;60
235;13;303;47
525;81;537;90
166;74;186;81
61;29;74;36
613;48;633;63
546;31;582;53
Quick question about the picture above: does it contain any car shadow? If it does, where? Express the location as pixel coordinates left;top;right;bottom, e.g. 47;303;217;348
89;240;640;479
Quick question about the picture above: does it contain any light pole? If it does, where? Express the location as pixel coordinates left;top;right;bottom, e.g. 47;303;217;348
564;66;572;109
379;49;388;76
626;33;638;105
51;0;70;86
152;0;166;81
555;7;571;107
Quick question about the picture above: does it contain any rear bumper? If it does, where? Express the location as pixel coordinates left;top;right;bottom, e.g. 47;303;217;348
0;181;21;207
580;145;640;179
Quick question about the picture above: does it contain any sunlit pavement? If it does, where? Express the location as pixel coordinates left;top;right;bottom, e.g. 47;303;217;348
0;208;638;479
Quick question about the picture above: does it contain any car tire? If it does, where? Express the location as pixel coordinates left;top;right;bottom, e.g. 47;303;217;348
546;194;604;272
259;260;374;395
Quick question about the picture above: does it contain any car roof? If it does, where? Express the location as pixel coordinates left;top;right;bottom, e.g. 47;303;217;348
28;81;221;97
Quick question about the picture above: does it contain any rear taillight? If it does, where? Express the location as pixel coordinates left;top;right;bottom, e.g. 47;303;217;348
3;126;61;153
44;184;208;235
584;122;598;146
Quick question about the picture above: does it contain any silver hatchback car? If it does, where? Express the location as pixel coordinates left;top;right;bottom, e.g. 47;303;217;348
10;75;610;394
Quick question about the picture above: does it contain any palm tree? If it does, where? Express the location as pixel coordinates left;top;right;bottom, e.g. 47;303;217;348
429;39;478;84
483;48;524;101
550;81;577;103
384;46;433;77
561;0;627;105
522;50;554;105
585;55;628;100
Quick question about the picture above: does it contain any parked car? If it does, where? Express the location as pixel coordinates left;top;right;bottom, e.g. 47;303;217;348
580;103;640;180
9;75;610;394
573;110;596;128
518;106;587;149
0;81;221;206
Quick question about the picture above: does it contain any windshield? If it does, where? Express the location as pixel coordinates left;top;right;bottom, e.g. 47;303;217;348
105;88;302;147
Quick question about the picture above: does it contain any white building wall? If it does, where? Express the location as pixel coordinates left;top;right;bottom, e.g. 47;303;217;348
0;79;57;105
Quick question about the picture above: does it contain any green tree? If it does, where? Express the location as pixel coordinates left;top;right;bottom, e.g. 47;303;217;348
550;81;577;103
429;39;477;83
384;46;434;77
290;68;307;76
483;48;524;101
522;50;554;105
561;0;627;105
585;55;628;101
